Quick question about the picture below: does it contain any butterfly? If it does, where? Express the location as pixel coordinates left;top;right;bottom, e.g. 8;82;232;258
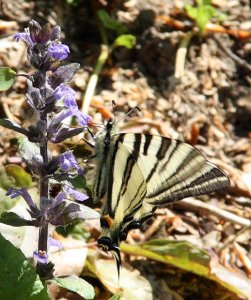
91;116;230;274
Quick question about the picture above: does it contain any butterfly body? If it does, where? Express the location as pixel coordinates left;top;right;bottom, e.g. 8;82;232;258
93;118;230;270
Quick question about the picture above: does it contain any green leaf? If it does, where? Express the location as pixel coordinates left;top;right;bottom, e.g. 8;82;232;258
97;9;128;35
196;5;217;32
49;275;95;299
199;0;212;6
109;294;121;300
0;233;49;300
121;239;251;298
0;211;32;226
185;0;218;33
113;34;136;49
69;174;87;189
5;164;32;188
185;4;198;19
0;165;32;191
0;67;16;91
0;118;29;135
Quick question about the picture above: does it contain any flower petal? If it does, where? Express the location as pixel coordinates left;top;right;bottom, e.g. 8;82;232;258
33;250;48;264
64;186;89;202
48;43;70;60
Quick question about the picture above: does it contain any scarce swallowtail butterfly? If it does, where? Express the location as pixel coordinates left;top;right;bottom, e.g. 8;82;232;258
92;114;230;274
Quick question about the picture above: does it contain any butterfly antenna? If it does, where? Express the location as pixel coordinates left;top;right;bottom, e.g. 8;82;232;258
115;106;141;125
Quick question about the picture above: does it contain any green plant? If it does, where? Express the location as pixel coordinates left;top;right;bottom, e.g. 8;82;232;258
82;9;136;114
185;0;226;34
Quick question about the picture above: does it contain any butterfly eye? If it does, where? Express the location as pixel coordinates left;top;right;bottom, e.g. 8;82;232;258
98;236;111;250
119;230;127;241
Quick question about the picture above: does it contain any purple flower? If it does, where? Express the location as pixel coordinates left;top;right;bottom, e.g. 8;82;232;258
54;84;77;108
73;108;92;126
48;236;62;250
49;127;84;143
48;43;70;60
6;187;38;211
33;250;48;264
13;31;34;47
64;186;89;202
55;191;67;203
58;151;83;175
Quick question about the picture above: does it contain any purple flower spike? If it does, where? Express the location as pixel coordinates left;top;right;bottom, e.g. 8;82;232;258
54;84;77;109
58;151;83;175
33;250;48;264
48;43;70;60
64;186;89;202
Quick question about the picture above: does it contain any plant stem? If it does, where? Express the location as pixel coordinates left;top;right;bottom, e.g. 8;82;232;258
81;45;109;115
81;12;109;115
174;31;195;79
36;114;50;278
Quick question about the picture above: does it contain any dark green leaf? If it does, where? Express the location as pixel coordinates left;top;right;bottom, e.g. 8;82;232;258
69;174;87;189
0;118;29;135
0;67;16;91
0;233;49;300
0;211;32;227
49;275;95;299
97;9;128;35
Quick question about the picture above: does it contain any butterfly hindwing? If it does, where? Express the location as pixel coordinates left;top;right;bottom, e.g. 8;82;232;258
119;133;230;205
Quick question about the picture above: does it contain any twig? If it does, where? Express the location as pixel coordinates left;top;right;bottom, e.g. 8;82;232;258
216;225;251;252
212;35;251;72
175;198;251;227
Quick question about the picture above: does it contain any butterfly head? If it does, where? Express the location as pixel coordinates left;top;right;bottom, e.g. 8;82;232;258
98;215;128;276
98;235;121;276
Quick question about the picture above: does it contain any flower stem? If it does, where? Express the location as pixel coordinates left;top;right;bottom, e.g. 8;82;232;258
37;116;50;278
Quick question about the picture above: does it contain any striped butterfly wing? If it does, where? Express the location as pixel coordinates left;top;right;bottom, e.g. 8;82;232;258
119;133;230;206
94;129;230;272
